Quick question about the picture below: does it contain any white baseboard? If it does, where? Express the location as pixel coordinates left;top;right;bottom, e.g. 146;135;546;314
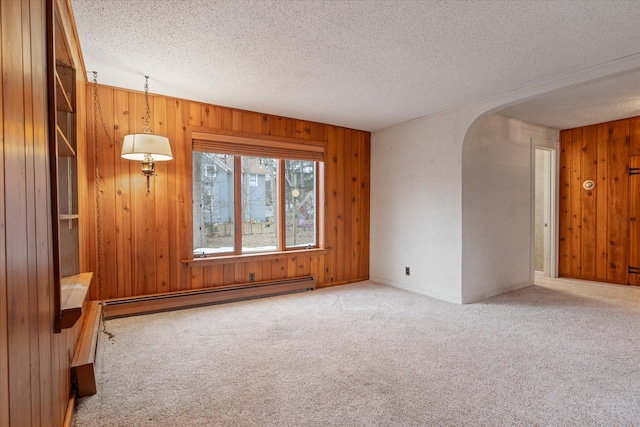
369;276;463;304
461;280;533;304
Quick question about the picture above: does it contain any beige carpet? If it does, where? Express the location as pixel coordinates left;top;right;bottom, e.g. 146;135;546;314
75;278;640;426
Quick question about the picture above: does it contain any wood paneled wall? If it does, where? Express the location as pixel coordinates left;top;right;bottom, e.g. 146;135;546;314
1;0;87;426
83;85;371;300
559;116;640;285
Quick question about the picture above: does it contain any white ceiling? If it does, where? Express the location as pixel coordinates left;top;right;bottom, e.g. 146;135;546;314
500;67;640;130
70;0;640;132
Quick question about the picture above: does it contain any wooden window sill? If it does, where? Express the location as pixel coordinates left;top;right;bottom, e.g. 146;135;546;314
59;272;93;330
182;248;330;267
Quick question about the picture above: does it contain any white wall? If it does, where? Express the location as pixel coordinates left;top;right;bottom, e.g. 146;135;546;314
370;112;557;303
370;109;472;303
461;114;558;303
369;54;640;304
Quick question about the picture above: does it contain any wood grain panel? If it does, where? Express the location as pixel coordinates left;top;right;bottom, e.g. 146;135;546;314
596;123;609;280
98;86;118;298
569;127;583;277
350;130;363;278
630;117;640;155
175;99;192;290
21;1;45;420
272;258;286;280
331;127;346;284
201;104;222;129
558;130;571;276
4;1;33;423
631;119;640;285
32;0;56;422
271;116;295;139
0;3;9;423
166;99;180;292
360;133;371;278
83;85;97;299
242;111;260;134
629;155;640;285
154;96;170;293
113;89;133;297
580;125;597;279
605;120;630;284
343;129;354;280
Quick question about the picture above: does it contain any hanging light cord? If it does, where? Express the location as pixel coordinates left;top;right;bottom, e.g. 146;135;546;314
143;75;152;196
143;75;151;133
92;71;115;340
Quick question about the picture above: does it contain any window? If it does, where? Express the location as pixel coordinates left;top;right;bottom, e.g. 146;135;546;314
193;152;234;253
241;157;277;252
285;160;316;248
192;135;322;257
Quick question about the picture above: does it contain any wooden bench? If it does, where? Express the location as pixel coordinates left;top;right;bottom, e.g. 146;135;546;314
71;300;102;397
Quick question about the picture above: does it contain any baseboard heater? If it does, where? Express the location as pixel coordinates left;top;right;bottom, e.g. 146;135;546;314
104;276;315;319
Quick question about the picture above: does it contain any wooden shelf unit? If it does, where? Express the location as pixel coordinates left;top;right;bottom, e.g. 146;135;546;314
50;2;84;331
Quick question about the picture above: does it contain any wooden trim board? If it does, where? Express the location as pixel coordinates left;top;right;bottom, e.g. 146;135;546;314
71;300;101;397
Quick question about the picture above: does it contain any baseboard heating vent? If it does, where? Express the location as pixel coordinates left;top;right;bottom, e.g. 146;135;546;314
104;276;315;319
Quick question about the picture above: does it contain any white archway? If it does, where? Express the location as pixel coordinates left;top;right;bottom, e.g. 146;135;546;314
371;54;640;304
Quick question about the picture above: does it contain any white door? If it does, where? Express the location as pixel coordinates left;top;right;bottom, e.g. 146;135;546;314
533;142;558;278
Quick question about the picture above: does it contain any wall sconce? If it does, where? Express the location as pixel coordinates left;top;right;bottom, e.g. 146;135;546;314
121;76;173;196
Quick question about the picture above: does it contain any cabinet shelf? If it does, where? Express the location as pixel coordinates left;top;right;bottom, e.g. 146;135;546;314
56;125;75;156
55;70;73;113
60;272;93;329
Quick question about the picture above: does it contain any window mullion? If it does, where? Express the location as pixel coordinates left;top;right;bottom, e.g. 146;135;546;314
318;161;325;249
277;159;285;251
234;156;242;254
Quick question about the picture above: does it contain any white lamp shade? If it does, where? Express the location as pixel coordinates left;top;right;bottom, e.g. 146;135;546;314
121;133;173;161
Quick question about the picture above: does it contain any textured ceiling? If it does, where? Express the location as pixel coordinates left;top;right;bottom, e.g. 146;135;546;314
70;0;640;132
500;67;640;130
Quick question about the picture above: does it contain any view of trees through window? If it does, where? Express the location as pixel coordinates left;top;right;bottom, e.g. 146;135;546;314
193;151;317;256
285;160;316;248
193;152;236;253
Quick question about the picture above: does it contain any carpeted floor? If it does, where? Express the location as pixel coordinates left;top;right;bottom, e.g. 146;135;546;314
75;278;640;426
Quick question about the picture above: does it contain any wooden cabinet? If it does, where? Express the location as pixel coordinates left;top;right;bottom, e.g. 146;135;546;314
56;61;79;277
48;0;86;331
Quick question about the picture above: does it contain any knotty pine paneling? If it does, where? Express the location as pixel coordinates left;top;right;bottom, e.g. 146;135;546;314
1;0;87;426
558;130;571;277
84;85;371;300
580;125;597;279
559;117;635;285
604;120;630;284
629;156;640;286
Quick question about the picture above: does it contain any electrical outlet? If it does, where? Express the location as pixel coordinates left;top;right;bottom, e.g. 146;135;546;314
249;272;255;282
405;267;410;276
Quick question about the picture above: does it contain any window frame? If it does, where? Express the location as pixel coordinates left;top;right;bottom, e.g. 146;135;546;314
283;159;318;250
189;128;325;259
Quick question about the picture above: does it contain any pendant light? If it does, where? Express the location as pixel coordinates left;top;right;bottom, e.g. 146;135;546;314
121;75;173;196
